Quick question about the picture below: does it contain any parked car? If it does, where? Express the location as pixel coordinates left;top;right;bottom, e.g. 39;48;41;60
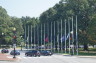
25;50;40;57
10;50;20;55
1;48;9;53
40;50;53;56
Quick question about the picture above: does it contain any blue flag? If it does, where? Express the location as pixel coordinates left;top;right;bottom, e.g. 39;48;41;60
60;33;70;42
60;36;65;42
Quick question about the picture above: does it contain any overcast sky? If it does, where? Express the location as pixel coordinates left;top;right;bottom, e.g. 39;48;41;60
0;0;60;18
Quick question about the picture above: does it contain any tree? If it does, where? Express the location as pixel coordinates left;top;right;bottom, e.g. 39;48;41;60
39;0;96;50
11;17;24;45
0;6;13;45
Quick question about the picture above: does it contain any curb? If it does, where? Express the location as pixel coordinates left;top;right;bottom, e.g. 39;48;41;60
62;54;96;58
0;58;21;61
76;56;96;58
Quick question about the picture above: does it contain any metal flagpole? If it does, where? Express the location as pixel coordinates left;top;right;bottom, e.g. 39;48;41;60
76;15;78;55
54;21;55;52
34;25;35;50
37;25;39;50
41;24;42;51
72;16;74;55
61;19;63;53
28;25;29;49
47;23;49;50
26;36;28;50
24;25;27;48
68;18;71;54
57;21;59;53
65;19;67;53
51;22;52;52
31;25;32;49
44;23;45;50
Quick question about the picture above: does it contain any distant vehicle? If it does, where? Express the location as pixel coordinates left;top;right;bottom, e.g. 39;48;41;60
1;48;9;53
10;50;20;55
25;50;40;57
40;50;53;56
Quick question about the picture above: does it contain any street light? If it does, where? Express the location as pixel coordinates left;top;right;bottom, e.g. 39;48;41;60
0;32;4;48
2;32;4;35
13;27;16;58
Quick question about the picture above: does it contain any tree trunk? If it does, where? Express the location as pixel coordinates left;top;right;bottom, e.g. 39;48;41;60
83;43;88;51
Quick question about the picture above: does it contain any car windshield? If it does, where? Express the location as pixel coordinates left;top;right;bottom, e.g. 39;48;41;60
12;50;19;52
32;50;37;53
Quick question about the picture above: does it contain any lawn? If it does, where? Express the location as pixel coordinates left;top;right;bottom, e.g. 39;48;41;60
78;48;96;56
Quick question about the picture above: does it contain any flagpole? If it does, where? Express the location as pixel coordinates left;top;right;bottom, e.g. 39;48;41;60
76;15;78;55
65;19;67;53
61;19;63;53
51;22;52;52
72;16;74;55
34;25;35;50
41;24;42;51
68;18;71;54
24;25;27;48
27;36;28;50
54;21;55;52
44;23;45;50
47;22;49;50
57;21;59;53
37;25;39;50
28;25;29;50
31;25;32;49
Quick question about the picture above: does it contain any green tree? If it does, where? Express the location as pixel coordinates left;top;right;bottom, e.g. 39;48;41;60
39;0;96;50
0;6;13;45
11;17;24;45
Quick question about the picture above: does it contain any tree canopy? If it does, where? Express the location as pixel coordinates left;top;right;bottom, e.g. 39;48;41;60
0;0;96;47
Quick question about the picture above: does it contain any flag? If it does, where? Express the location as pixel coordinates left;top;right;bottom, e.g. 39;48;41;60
66;34;69;39
44;37;48;42
70;31;73;40
60;36;65;42
60;32;72;42
60;34;69;42
66;31;73;40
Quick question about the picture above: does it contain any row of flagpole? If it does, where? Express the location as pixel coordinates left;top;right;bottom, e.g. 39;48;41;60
24;15;78;55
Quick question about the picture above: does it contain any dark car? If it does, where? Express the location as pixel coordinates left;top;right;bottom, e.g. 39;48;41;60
1;48;9;53
25;50;40;57
40;50;53;56
10;50;20;55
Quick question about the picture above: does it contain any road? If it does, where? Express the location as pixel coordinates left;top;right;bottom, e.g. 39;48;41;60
0;50;96;63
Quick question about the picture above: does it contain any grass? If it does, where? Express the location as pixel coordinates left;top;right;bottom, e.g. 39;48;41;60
78;52;96;56
52;48;96;56
78;48;96;56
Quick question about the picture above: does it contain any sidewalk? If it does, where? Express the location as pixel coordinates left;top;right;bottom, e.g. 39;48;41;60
76;56;96;58
0;53;20;61
62;54;96;58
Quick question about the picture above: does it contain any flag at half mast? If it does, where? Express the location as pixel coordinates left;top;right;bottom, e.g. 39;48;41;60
60;31;73;42
44;37;48;42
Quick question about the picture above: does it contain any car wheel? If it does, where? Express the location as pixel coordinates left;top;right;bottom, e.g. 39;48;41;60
30;54;32;56
18;53;20;55
34;55;37;57
38;55;40;57
25;54;28;56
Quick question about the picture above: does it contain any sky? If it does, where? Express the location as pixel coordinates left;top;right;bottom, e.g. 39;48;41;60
0;0;60;18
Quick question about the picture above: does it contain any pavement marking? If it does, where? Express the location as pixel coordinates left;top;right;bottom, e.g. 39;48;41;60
7;56;22;60
69;61;80;63
7;56;13;58
19;56;52;59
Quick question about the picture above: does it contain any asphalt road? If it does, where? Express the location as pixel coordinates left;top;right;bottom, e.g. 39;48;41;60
0;50;96;63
